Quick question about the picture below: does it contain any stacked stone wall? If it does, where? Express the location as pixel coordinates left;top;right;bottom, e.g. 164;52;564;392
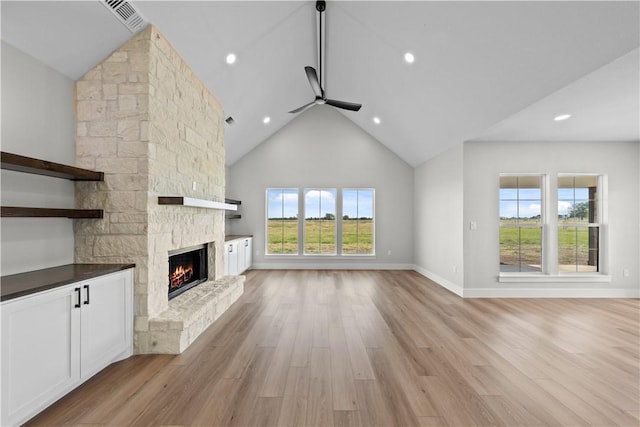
75;25;231;354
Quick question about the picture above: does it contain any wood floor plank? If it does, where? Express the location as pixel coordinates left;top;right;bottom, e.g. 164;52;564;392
219;346;275;427
290;306;314;367
333;410;363;427
353;380;395;427
276;367;309;427
306;347;334;427
343;321;376;380
329;326;359;411
259;321;298;397
366;347;422;427
25;270;639;427
416;416;449;426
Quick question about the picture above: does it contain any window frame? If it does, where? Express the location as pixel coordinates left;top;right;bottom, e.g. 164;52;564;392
341;188;376;256
265;188;299;256
303;188;337;256
556;174;604;275
498;173;610;283
498;174;545;274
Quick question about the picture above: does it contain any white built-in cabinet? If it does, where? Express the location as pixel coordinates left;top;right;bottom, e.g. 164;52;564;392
224;236;252;275
1;269;133;426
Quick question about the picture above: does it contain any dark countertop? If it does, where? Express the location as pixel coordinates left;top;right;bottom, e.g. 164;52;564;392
225;234;253;242
1;263;135;302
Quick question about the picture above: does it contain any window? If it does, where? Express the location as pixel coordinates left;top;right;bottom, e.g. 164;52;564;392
499;175;543;272
558;175;600;272
266;189;298;254
342;189;375;255
304;189;336;255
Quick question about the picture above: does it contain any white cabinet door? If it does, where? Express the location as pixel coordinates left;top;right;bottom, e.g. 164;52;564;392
226;241;239;275
237;240;246;273
80;271;133;379
242;238;252;272
1;286;81;426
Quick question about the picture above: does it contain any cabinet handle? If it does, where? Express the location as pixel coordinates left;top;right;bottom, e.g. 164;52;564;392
228;245;233;253
83;285;90;305
75;287;81;308
245;240;249;247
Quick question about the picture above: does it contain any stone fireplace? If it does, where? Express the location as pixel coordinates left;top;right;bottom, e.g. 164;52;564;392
168;244;208;299
73;25;243;354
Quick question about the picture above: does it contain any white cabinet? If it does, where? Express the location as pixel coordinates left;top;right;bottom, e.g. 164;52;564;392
1;269;133;426
79;272;132;379
224;236;252;275
224;240;239;275
239;237;252;273
1;285;80;427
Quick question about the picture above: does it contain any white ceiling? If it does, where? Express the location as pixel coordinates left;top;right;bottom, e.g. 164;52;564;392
2;1;639;167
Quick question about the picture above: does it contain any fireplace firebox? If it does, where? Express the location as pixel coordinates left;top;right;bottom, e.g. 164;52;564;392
168;244;208;299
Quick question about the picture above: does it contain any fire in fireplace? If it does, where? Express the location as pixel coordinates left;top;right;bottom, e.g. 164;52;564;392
168;244;208;299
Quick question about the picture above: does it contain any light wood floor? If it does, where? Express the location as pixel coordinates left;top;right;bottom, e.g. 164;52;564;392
27;270;640;427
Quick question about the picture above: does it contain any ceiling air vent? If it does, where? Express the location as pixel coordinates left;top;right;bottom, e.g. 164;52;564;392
101;0;147;33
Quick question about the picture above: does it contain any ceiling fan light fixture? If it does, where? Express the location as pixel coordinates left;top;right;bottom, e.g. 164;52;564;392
404;52;415;64
554;114;571;121
226;53;236;65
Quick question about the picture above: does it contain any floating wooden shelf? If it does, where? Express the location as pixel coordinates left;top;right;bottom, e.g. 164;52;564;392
224;198;241;205
226;214;242;220
1;151;104;181
1;207;104;219
158;197;238;211
1;152;104;219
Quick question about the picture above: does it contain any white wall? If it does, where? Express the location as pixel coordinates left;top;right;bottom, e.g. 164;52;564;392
463;140;639;297
226;105;414;269
413;144;464;295
1;42;76;275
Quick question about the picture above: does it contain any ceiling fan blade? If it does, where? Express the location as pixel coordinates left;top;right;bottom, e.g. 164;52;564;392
325;99;362;112
305;66;323;98
288;100;316;114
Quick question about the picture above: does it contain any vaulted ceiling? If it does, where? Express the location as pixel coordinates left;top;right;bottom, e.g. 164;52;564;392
2;1;638;167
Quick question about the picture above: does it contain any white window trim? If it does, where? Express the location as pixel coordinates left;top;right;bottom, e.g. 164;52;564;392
265;187;377;258
303;188;338;256
265;188;300;256
341;188;376;257
498;173;610;282
499;273;612;283
498;173;545;273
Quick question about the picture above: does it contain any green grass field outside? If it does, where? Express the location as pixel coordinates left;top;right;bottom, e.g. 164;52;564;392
500;219;597;271
267;219;373;254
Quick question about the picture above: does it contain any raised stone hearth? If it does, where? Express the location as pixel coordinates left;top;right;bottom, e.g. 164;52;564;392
149;275;244;354
74;25;242;354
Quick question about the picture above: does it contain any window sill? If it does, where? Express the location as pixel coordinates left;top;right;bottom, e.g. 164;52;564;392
264;254;377;259
498;273;612;283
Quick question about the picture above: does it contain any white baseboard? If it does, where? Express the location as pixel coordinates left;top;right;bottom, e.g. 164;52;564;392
251;262;414;270
412;265;464;297
463;287;640;298
250;263;638;298
411;265;639;298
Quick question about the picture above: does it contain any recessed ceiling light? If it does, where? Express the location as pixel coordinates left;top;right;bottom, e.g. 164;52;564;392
226;53;236;65
373;117;381;124
554;114;571;121
404;52;415;64
263;116;271;124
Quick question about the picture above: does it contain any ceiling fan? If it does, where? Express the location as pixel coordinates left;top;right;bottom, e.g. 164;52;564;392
288;0;362;114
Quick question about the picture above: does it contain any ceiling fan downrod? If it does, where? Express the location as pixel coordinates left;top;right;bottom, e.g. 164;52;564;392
287;0;362;114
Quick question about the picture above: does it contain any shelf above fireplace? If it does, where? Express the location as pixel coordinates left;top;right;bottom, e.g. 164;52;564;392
158;197;238;211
